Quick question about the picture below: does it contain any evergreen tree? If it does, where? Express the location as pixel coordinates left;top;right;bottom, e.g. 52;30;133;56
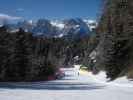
11;28;29;81
96;0;133;80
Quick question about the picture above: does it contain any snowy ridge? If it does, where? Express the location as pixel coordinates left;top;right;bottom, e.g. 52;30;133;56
83;19;97;31
50;20;65;29
6;18;97;38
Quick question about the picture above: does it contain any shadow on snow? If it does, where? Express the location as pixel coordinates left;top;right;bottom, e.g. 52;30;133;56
0;80;105;91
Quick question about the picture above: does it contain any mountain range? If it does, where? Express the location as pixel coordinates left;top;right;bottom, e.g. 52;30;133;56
5;18;97;38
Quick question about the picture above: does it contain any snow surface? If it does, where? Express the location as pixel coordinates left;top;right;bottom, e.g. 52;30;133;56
0;68;133;100
50;20;65;29
86;70;133;88
83;19;97;31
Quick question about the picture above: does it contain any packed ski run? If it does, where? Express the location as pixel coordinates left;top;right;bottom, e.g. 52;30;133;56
0;67;133;100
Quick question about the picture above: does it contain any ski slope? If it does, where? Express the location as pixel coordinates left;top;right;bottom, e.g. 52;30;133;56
0;68;133;100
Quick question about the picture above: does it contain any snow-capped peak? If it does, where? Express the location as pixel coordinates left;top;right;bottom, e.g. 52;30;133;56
50;20;65;29
83;19;97;31
28;20;33;25
83;19;96;23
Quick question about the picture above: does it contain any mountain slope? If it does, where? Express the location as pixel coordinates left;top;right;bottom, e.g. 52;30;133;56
5;18;97;38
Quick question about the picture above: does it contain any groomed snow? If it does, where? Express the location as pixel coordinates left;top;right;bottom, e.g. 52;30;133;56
86;71;133;87
0;68;133;100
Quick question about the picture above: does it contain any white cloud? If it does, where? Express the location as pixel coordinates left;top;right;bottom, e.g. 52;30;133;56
0;13;22;25
0;13;22;20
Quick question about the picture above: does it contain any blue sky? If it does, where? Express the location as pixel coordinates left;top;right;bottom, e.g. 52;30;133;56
0;0;101;20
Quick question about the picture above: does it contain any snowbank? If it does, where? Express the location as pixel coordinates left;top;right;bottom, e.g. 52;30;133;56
87;71;108;83
73;65;133;87
87;71;133;87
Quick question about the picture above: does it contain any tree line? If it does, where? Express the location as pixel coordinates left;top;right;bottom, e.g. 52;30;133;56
0;26;96;81
94;0;133;80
